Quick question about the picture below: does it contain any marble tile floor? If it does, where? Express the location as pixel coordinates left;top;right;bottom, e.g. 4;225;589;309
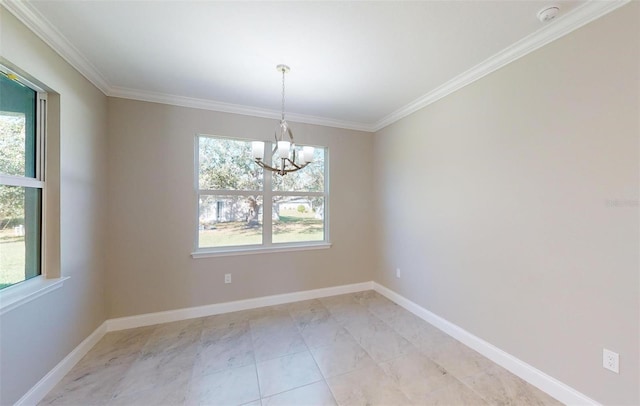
40;291;563;406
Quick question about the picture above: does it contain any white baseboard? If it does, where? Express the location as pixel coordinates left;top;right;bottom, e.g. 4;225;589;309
106;281;374;332
16;281;373;405
20;281;595;406
15;321;107;406
373;282;599;406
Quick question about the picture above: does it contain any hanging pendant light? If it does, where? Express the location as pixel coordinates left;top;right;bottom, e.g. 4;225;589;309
251;65;314;175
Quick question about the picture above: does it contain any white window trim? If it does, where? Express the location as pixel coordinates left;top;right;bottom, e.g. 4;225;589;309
0;275;69;315
0;174;44;188
0;65;59;308
191;242;332;258
192;134;330;257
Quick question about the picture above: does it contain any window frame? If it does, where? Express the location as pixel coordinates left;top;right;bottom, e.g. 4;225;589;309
0;65;49;293
192;134;331;257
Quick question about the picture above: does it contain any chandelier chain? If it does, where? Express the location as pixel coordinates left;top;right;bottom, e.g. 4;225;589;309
281;68;285;121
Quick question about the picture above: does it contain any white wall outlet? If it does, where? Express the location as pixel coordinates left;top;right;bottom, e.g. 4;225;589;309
396;268;401;278
224;273;231;284
603;348;619;373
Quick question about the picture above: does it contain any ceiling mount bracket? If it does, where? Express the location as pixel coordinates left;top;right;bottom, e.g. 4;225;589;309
276;64;290;74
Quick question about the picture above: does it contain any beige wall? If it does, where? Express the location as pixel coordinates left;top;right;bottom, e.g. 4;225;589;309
0;7;108;405
2;2;638;404
373;4;639;405
106;98;374;318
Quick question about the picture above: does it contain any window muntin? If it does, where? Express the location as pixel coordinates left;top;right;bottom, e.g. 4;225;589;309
0;71;45;290
196;135;328;252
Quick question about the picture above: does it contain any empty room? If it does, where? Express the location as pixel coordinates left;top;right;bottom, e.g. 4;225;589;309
0;1;638;405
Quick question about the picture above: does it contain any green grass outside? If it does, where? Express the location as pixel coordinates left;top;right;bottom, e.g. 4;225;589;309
200;208;323;247
0;229;26;289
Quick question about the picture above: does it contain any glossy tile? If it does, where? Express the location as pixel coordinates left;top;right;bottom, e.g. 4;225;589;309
201;320;250;344
310;334;376;378
420;380;489;405
186;364;260;406
325;303;371;325
462;364;563;405
292;307;333;330
109;372;190;405
326;364;413;406
256;351;323;398
299;317;347;349
240;401;262;406
354;291;396;312
261;381;336;406
379;309;451;351
318;293;359;309
345;315;413;362
43;291;559;406
39;327;159;405
246;304;291;322
250;313;297;337
141;318;203;357
113;344;197;398
367;300;407;325
39;362;130;406
401;322;454;354
251;327;307;362
379;350;457;401
423;339;494;380
287;299;328;323
77;326;155;369
194;323;254;375
202;311;250;331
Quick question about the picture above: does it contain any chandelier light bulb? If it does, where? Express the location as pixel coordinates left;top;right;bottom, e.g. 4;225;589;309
251;141;264;159
303;146;314;163
277;141;291;159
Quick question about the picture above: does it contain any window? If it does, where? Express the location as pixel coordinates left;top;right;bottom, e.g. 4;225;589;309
0;69;46;289
195;135;328;253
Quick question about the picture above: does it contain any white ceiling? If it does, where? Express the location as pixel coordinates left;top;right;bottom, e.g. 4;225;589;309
3;1;627;131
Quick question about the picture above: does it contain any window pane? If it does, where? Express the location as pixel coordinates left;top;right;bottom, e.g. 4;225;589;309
199;195;263;248
199;137;262;191
0;185;41;290
273;196;324;244
272;146;325;193
0;74;37;178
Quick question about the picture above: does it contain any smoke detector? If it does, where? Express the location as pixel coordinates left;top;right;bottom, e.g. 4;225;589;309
537;6;560;23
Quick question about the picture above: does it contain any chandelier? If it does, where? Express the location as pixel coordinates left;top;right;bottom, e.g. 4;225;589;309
251;64;314;176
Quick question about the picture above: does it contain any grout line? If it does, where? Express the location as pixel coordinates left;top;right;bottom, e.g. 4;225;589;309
106;325;158;403
291;300;341;406
361;293;480;400
247;312;264;403
49;289;527;405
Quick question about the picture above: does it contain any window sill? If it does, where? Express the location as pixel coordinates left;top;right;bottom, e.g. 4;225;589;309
0;276;70;315
192;242;332;258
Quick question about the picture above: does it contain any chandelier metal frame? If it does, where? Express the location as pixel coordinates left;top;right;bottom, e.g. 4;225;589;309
252;64;313;176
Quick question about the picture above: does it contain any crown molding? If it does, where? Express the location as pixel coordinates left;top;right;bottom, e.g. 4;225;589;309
372;0;631;132
109;86;376;132
2;0;629;134
1;0;373;132
1;0;111;94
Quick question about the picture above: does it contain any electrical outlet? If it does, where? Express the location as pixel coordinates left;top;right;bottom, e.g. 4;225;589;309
224;273;231;284
396;268;401;278
603;348;619;373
